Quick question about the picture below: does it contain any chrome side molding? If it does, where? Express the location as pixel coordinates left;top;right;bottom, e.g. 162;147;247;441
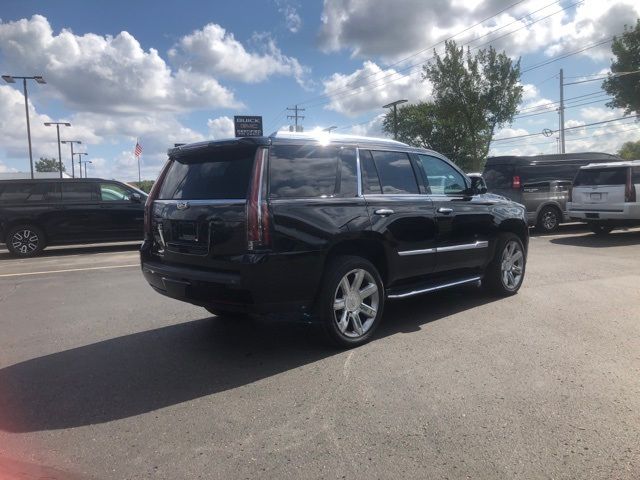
398;240;488;256
387;276;482;299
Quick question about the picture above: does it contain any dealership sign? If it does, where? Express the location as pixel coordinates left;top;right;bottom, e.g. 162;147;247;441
234;116;263;137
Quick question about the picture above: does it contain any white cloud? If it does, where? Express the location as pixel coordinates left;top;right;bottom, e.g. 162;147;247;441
322;61;429;116
349;114;387;138
319;0;640;61
277;1;302;33
0;85;99;167
0;15;240;114
207;116;235;139
168;24;309;86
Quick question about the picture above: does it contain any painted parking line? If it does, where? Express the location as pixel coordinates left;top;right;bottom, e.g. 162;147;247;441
0;264;139;278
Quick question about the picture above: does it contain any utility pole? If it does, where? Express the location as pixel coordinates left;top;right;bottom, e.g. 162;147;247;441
383;99;408;140
559;69;565;154
287;105;305;132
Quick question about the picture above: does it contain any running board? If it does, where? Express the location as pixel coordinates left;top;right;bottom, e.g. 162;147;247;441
387;276;482;299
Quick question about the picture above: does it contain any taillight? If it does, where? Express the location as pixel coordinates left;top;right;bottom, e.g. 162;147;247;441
625;169;636;203
144;159;172;237
512;175;521;189
247;147;271;250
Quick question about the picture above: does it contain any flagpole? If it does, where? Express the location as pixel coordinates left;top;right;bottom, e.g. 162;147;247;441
136;137;141;184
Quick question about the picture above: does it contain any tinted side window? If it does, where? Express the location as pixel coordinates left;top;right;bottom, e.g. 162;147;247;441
0;183;60;203
158;146;256;200
269;145;339;198
418;155;466;195
370;151;419;194
100;183;131;201
62;182;97;201
574;168;627;186
0;183;34;203
633;167;640;183
360;150;382;194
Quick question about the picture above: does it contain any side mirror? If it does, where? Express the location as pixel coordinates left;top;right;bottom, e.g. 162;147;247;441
469;176;488;195
130;193;142;203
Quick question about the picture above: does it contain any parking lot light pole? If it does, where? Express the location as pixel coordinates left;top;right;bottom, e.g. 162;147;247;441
2;75;46;179
75;153;88;178
61;140;82;178
382;99;408;140
44;121;71;178
82;160;92;178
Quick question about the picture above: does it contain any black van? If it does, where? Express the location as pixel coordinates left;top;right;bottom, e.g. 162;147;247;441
0;178;147;256
482;152;622;232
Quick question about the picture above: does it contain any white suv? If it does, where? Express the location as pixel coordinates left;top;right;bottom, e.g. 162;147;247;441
568;160;640;235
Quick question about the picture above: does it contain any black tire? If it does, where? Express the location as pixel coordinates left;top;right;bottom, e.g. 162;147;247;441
589;223;614;235
5;224;46;257
482;233;526;296
317;255;385;348
536;205;561;233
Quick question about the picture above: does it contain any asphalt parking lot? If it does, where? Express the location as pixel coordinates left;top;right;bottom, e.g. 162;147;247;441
0;227;639;480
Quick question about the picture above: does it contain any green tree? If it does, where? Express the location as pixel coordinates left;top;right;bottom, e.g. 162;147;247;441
602;20;640;117
384;41;523;171
35;157;65;173
617;139;640;160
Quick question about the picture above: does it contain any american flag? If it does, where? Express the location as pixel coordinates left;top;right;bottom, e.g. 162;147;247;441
134;141;142;158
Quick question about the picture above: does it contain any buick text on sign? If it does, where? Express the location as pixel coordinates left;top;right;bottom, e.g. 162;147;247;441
234;116;263;137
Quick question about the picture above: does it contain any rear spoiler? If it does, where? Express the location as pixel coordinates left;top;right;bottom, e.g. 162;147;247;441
167;137;270;158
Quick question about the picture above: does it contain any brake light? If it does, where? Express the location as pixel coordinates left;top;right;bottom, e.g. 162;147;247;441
247;147;271;250
625;169;636;203
144;159;172;237
512;175;521;189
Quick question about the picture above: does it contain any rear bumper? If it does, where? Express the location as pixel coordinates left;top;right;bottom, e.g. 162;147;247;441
567;202;640;222
140;242;324;314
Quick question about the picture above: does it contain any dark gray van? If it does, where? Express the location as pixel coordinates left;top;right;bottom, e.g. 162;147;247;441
483;153;621;232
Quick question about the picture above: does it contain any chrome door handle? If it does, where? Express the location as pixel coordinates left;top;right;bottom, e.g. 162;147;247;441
437;207;454;214
374;208;395;216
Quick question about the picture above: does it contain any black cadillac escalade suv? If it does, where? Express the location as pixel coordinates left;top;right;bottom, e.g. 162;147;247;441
141;132;529;347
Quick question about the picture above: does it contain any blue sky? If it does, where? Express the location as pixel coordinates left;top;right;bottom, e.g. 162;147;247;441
1;0;639;180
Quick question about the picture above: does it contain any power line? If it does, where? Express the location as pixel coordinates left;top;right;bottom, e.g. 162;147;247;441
301;0;582;109
520;38;612;74
491;123;640;149
563;69;640;86
514;96;609;119
491;115;638;143
296;0;538;106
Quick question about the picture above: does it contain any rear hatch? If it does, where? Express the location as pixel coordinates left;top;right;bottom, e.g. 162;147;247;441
572;167;627;207
482;163;523;203
149;143;258;269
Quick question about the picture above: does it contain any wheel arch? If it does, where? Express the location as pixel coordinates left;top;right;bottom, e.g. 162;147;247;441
497;219;529;252
323;236;389;285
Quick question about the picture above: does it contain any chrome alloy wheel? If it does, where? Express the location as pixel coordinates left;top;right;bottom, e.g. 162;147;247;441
542;210;558;231
500;240;524;290
333;268;379;338
11;229;40;255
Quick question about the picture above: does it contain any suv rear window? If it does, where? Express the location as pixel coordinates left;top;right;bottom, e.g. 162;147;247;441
269;145;354;198
158;146;256;200
573;167;627;186
483;164;513;190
